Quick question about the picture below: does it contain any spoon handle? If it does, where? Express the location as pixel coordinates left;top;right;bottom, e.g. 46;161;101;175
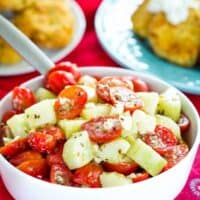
0;15;54;75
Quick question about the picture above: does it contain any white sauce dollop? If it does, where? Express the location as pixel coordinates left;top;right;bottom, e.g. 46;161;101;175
147;0;200;25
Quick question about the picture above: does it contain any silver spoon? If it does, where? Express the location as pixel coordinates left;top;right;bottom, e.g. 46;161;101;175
0;15;54;75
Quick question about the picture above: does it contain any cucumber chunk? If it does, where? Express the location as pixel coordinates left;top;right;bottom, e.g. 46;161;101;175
25;99;56;129
79;85;98;103
94;138;130;163
110;104;124;116
137;92;159;115
58;118;86;139
132;110;156;135
119;112;137;138
80;103;111;120
157;88;181;122
78;75;97;88
156;114;181;140
100;172;132;187
62;131;93;169
35;87;56;101
127;139;167;176
7;113;30;138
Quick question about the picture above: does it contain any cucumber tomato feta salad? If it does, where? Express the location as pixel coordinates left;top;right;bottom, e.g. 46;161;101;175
0;63;190;188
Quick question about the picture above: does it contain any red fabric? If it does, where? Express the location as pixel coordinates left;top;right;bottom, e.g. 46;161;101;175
0;0;200;199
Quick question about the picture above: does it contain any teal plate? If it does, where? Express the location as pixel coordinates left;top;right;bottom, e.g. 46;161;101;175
95;0;200;94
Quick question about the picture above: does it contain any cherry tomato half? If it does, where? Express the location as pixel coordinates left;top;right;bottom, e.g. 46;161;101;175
45;70;76;94
9;150;43;166
73;163;103;188
163;144;189;170
131;78;149;92
47;143;65;166
0;137;29;157
110;87;143;112
96;76;133;103
28;131;56;154
178;113;190;133
12;87;36;112
143;125;178;155
50;164;72;186
54;86;87;120
39;125;65;142
81;116;122;144
17;158;48;178
132;172;149;183
47;62;81;81
103;161;138;175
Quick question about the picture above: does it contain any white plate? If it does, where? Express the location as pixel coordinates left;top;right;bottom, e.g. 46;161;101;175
0;0;86;76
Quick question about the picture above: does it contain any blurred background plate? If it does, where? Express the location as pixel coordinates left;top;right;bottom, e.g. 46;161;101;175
0;0;86;76
95;0;200;94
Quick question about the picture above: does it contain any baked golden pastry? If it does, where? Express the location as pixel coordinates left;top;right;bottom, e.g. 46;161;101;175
131;0;153;39
13;0;74;49
0;37;21;65
0;0;36;11
131;0;200;67
0;0;65;11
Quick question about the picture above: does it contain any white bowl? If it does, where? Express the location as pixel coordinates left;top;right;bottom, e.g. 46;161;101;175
0;67;199;200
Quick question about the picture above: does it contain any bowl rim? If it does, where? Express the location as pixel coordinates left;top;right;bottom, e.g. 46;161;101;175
0;66;199;192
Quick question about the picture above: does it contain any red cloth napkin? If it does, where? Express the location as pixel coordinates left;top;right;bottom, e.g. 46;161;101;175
0;0;200;199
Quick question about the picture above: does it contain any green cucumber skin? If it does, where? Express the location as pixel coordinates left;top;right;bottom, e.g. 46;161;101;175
127;139;167;176
157;89;181;122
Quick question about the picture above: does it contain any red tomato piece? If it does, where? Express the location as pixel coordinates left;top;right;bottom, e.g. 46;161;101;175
143;125;178;155
132;172;149;183
45;70;76;94
50;164;73;185
110;87;143;112
39;125;65;141
1;110;18;124
9;150;43;166
178;113;190;133
47;143;65;166
81;116;122;144
163;144;189;170
92;75;101;81
96;76;133;102
17;158;48;178
132;78;150;92
12;87;36;112
28;131;56;154
155;125;178;147
73;163;103;188
47;62;81;81
103;162;138;175
54;86;87;120
0;137;29;157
